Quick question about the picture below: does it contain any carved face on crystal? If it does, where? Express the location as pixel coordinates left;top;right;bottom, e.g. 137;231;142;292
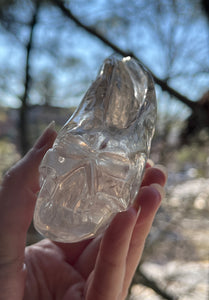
33;56;157;242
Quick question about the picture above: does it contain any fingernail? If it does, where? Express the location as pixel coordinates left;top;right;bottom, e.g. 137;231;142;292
132;199;141;215
45;120;56;132
136;205;141;218
34;121;56;150
150;183;165;199
154;164;167;178
147;159;154;167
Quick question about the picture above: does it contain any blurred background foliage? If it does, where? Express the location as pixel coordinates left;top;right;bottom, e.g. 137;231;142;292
0;0;209;299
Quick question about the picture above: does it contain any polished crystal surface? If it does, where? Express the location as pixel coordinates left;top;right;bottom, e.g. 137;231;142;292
33;56;157;242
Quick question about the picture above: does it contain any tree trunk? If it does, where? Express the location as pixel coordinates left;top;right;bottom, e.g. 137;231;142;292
19;1;40;155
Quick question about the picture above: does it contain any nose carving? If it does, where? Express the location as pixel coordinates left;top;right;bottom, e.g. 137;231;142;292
33;55;157;242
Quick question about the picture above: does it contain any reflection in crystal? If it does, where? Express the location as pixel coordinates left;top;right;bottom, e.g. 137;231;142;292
58;156;65;163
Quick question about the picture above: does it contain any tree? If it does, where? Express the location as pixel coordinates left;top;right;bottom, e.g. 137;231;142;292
1;0;209;153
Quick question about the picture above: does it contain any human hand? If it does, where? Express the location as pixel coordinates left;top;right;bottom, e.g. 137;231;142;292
0;124;167;300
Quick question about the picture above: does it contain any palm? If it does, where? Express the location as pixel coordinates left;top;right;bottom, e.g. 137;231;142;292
24;238;100;299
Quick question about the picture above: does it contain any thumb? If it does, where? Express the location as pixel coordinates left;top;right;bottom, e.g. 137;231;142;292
2;121;57;193
0;122;57;262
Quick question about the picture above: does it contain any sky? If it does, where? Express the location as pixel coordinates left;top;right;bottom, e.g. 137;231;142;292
0;0;208;121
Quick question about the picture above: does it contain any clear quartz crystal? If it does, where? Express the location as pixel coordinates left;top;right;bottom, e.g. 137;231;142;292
33;55;157;243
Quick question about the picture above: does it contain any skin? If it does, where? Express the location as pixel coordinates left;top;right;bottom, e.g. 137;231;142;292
0;125;167;300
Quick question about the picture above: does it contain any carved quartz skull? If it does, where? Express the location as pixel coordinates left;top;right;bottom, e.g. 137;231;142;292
33;55;157;242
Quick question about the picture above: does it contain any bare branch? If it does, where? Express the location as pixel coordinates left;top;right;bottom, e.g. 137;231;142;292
50;0;197;111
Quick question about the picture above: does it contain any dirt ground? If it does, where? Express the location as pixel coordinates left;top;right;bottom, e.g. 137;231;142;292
130;176;209;299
